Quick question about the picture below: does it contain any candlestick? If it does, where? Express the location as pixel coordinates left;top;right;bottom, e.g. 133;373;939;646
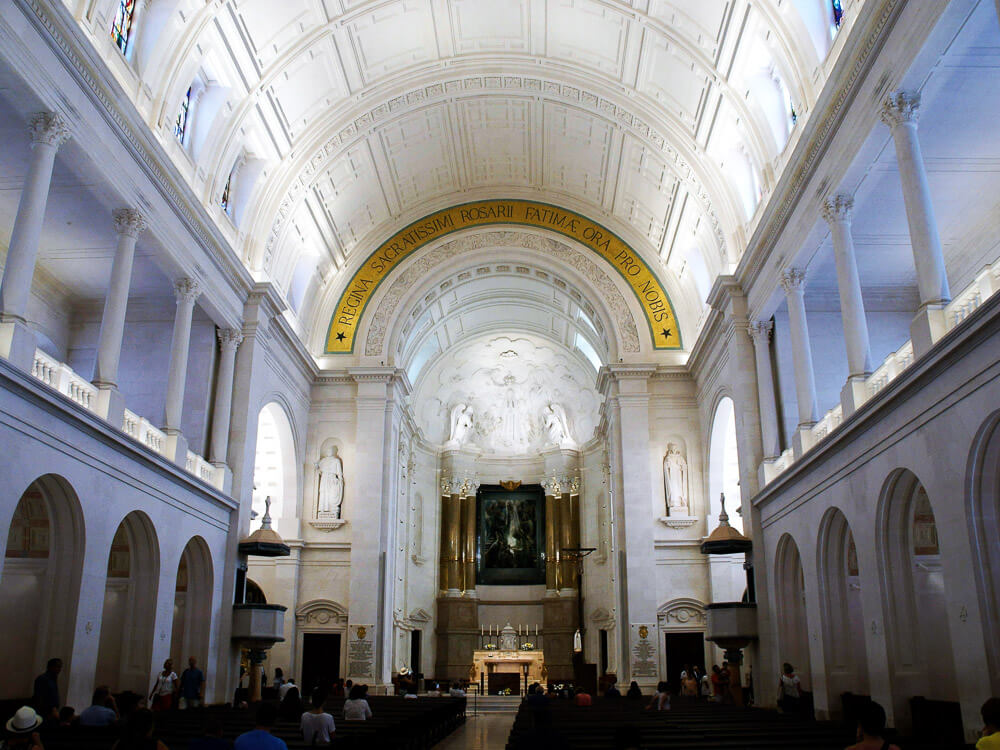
535;624;538;636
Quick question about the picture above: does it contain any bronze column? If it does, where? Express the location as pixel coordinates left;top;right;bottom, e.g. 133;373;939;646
461;485;477;593
544;486;558;592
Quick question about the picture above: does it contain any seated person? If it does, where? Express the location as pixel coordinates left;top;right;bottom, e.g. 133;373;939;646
979;698;1000;750
300;691;336;746
79;687;118;727
57;707;75;727
845;701;900;750
234;703;287;750
573;687;592;707
343;685;373;721
190;718;232;750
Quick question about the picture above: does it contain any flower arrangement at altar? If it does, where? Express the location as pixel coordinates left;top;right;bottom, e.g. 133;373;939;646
485;643;497;650
520;642;534;650
499;688;512;696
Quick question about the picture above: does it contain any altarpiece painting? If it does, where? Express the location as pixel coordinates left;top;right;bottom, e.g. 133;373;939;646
476;484;545;585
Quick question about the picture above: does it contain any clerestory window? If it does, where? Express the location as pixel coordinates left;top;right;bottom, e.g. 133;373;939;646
110;0;136;54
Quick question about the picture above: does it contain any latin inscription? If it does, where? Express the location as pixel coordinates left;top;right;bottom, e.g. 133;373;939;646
325;200;680;353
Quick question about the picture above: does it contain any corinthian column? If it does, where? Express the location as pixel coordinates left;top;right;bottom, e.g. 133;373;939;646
93;209;147;423
162;277;201;463
0;112;71;369
209;327;242;491
748;321;781;462
821;194;872;415
880;91;950;356
781;268;819;457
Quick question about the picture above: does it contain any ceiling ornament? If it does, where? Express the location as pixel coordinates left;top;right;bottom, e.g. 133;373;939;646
262;74;727;268
326;200;678;354
366;231;640;356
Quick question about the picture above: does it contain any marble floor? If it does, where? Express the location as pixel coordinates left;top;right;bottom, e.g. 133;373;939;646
435;713;517;749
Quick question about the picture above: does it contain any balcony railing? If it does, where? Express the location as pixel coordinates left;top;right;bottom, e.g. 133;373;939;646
30;349;223;490
763;259;999;485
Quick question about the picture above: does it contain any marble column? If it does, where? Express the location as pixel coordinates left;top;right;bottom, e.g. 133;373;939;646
92;209;147;424
162;278;201;463
209;327;242;490
0;112;70;370
780;268;819;457
748;321;781;463
821;194;873;415
880;91;951;356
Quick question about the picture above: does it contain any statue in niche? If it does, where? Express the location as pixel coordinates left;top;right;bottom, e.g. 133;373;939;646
542;403;571;446
446;404;475;447
663;443;690;515
316;445;345;518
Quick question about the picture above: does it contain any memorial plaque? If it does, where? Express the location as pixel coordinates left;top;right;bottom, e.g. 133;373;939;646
630;623;658;680
347;623;375;679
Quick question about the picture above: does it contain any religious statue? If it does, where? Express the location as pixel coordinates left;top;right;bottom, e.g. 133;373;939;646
663;443;689;515
542;403;571;446
446;403;475;447
573;629;582;653
316;445;344;518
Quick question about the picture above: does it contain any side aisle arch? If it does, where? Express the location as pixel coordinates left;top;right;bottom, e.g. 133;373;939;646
324;199;682;353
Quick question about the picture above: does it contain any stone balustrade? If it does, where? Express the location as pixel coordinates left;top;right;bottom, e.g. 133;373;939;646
31;348;222;489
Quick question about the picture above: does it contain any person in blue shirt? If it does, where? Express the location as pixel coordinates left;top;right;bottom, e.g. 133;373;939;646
179;657;205;709
78;686;118;727
234;703;287;750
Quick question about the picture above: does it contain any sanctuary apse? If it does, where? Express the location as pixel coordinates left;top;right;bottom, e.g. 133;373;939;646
1;0;1000;745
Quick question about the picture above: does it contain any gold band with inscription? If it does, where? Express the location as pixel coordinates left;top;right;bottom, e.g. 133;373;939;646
325;199;681;353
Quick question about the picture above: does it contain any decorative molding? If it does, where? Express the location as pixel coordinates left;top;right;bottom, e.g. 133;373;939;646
111;207;147;238
309;518;347;532
27;110;70;146
780;267;807;295
880;89;920;128
657;598;707;628
295;598;349;627
657;515;698;529
820;193;854;225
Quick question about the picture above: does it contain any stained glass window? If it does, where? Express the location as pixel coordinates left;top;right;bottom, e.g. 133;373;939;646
111;0;136;54
221;167;234;213
832;0;844;28
174;86;192;143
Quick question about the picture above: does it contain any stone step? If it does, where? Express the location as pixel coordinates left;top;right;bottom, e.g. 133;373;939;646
468;694;523;713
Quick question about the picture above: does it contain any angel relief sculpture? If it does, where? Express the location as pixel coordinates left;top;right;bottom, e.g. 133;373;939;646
445;403;475;447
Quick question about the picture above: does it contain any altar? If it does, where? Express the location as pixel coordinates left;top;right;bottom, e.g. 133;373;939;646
472;650;545;694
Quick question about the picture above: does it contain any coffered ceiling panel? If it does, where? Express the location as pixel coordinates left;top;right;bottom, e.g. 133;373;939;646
379;105;463;205
542;102;613;205
449;0;531;53
460;98;533;186
613;136;679;249
312;145;391;256
546;0;631;77
636;33;710;132
346;0;439;83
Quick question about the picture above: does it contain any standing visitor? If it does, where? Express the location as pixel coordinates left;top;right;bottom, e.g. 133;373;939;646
778;663;801;715
978;698;1000;750
31;659;61;721
179;658;205;710
234;703;287;750
149;660;178;712
271;668;284;691
300;691;336;746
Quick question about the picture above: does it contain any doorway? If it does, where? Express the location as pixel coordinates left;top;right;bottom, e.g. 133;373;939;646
664;632;705;694
301;633;342;696
410;629;422;677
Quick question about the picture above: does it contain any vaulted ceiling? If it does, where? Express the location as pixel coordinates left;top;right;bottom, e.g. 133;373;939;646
57;0;847;349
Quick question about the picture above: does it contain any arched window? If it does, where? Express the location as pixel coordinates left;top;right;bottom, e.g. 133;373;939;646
174;86;193;144
111;0;136;54
220;166;234;213
252;402;298;537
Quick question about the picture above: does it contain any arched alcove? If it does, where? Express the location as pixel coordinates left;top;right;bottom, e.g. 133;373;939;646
0;475;84;699
968;411;1000;695
170;536;214;671
95;511;160;694
252;401;298;537
879;469;957;723
817;507;867;706
774;533;811;692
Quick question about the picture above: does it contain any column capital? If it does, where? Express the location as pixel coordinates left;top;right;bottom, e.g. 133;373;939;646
821;193;853;225
112;208;147;238
748;319;773;344
880;90;920;129
28;112;71;147
173;277;202;303
217;327;243;352
780;268;807;295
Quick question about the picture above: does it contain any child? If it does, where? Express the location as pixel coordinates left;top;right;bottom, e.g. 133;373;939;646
979;698;1000;750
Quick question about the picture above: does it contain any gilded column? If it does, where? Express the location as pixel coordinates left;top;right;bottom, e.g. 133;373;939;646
558;480;574;593
440;477;462;595
461;478;478;596
569;476;582;561
543;481;558;593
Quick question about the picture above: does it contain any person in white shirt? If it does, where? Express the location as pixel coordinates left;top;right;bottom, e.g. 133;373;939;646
448;682;465;698
778;662;802;714
278;678;296;700
149;659;178;711
343;685;373;721
300;691;336;746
